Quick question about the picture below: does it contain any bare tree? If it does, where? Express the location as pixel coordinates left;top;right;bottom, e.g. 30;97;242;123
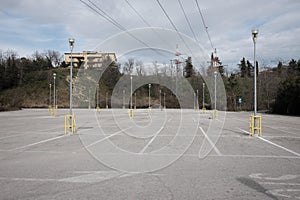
135;60;146;76
123;58;135;75
44;50;63;67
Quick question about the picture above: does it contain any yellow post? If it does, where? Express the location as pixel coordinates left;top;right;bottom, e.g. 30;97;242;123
128;109;134;118
64;114;76;134
211;109;218;119
249;115;262;136
202;107;206;114
96;106;100;112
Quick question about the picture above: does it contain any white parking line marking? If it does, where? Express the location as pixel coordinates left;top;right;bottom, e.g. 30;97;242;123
199;127;222;156
10;135;65;151
139;126;163;153
257;136;300;157
84;127;132;149
238;128;300;157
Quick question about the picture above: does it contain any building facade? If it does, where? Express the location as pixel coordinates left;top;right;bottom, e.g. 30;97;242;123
65;51;117;69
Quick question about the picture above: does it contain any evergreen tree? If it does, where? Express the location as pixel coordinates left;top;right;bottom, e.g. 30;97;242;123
184;56;195;78
238;57;247;77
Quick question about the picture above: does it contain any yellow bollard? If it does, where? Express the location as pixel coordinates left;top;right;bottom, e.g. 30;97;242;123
211;109;218;119
64;114;76;134
202;107;206;114
128;109;134;118
96;106;100;112
249;115;262;136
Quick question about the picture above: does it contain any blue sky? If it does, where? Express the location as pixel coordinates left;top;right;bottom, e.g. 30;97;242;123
1;0;300;71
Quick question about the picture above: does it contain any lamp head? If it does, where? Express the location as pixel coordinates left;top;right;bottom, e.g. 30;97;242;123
69;38;75;50
252;29;258;41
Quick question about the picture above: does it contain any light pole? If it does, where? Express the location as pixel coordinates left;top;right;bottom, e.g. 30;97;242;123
88;89;90;109
49;83;52;107
164;92;166;109
148;84;151;109
214;71;217;110
68;38;75;115
56;89;58;108
123;89;125;109
130;76;133;110
106;92;108;109
134;92;136;109
159;89;161;109
202;83;205;109
193;92;196;109
53;73;56;109
196;89;199;110
96;85;99;109
252;29;258;118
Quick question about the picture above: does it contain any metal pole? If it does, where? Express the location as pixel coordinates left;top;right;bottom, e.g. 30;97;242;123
53;73;56;108
164;93;166;109
106;92;108;108
202;83;205;109
148;84;151;109
159;89;161;109
194;92;196;109
123;90;125;108
96;85;99;108
196;89;199;109
49;84;52;106
69;38;74;115
88;89;90;109
56;89;58;108
214;71;217;110
130;76;133;109
135;92;136;109
252;30;258;117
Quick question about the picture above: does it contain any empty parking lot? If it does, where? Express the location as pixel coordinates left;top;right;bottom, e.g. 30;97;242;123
0;109;299;199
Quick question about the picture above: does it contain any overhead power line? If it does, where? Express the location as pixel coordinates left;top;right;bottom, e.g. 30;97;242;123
155;0;194;57
124;0;152;27
195;0;214;50
123;0;173;50
80;0;163;57
177;0;199;44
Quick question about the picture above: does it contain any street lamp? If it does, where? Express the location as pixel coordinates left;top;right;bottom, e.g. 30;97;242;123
68;38;75;115
159;89;161;109
88;89;90;109
130;76;133;110
49;83;52;107
196;89;199;110
106;92;108;109
164;92;166;109
56;89;58;108
96;85;99;109
193;92;196;109
214;71;217;110
134;92;136;109
148;83;151;109
202;83;205;109
252;29;258;118
123;90;125;109
53;73;56;109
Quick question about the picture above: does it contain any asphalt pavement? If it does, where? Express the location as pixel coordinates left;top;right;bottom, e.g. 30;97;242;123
0;108;299;199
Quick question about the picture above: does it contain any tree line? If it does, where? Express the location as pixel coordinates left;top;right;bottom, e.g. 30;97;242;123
0;49;299;115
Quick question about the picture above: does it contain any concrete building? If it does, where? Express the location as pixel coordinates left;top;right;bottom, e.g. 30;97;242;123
65;51;117;69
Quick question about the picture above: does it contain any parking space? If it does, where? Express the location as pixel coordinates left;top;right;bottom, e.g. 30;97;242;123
0;109;299;199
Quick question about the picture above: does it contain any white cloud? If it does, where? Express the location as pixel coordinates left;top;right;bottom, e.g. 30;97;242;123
0;0;299;70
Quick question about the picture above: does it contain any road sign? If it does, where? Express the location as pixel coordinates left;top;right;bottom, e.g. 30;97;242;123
238;98;242;104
